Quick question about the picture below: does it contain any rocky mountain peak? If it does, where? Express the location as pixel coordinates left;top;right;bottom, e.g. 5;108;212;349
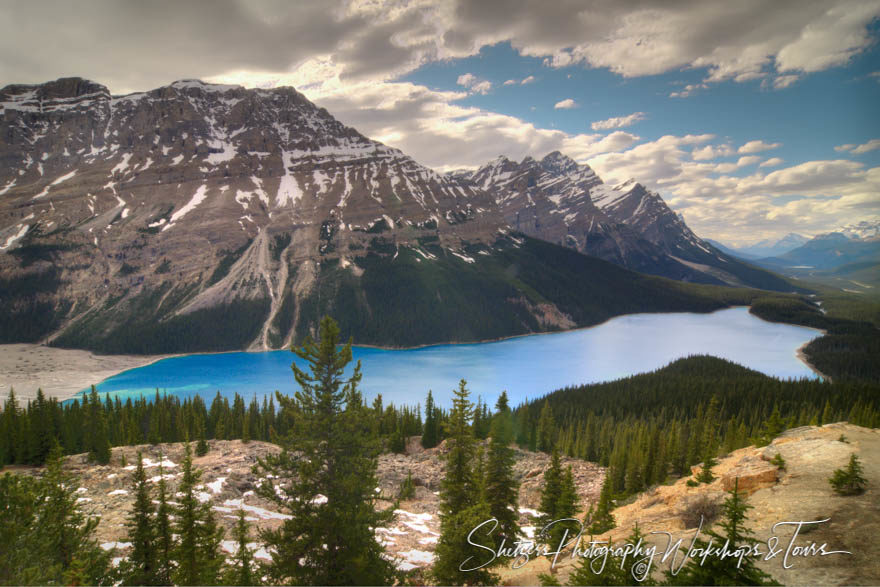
539;150;579;174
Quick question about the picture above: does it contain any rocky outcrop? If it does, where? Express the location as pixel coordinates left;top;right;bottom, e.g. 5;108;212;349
500;423;879;586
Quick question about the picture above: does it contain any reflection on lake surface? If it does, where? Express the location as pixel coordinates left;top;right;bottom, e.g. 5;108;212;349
81;307;822;407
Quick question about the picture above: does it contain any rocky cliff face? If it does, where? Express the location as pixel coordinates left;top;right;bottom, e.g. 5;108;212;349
466;153;798;289
0;77;504;349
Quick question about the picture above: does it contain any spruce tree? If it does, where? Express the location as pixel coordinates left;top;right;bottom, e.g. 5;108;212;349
829;453;867;495
86;386;111;464
40;442;111;584
120;452;160;586
537;400;555;453
588;471;616;535
224;509;257;586
154;458;175;585
484;391;519;554
173;442;224;586
422;390;439;449
547;466;580;553
433;379;497;586
539;448;563;531
666;479;779;586
256;316;396;585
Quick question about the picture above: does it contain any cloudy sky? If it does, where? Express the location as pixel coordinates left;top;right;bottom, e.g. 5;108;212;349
2;0;879;245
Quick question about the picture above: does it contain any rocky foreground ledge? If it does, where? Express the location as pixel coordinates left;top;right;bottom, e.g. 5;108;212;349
4;423;876;585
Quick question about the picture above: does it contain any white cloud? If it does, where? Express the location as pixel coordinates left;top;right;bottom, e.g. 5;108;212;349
2;0;878;97
503;79;516;85
589;132;880;242
772;74;801;89
836;139;880;154
456;73;492;94
521;75;536;84
692;144;734;161
591;112;647;131
736;155;762;167
760;157;784;167
554;98;577;109
738;140;782;154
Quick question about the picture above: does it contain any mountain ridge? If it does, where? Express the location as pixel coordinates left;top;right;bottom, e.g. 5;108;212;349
1;77;801;354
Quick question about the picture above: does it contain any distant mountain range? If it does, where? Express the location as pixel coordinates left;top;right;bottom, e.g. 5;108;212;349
709;233;811;259
0;77;798;353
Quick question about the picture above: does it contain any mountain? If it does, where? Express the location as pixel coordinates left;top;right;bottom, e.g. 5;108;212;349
0;77;764;354
705;239;759;259
725;233;811;258
757;223;880;271
463;153;797;291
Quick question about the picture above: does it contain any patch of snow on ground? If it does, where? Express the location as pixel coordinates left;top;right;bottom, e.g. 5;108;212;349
108;489;129;496
207;477;226;494
163;185;208;230
50;169;77;186
100;542;133;551
221;499;292;521
518;507;543;518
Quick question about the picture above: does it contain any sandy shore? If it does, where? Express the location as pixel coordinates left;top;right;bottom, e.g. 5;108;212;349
0;344;176;402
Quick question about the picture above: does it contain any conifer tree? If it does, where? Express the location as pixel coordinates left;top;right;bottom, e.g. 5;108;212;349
829;453;868;495
86;386;111;464
154;458;175;584
666;479;779;586
539;448;563;531
588;471;616;534
195;416;209;457
537;400;555;453
257;316;396;585
40;442;110;584
173;442;224;586
224;509;257;586
546;466;580;553
433;379;497;586
484;391;519;553
422;390;439;449
120;452;160;586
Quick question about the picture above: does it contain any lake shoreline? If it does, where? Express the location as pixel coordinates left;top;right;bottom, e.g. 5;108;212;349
1;306;826;402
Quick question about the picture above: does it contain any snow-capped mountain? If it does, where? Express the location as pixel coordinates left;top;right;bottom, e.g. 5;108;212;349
0;77;506;350
464;153;795;289
756;221;880;271
719;233;811;259
834;221;880;241
0;77;798;353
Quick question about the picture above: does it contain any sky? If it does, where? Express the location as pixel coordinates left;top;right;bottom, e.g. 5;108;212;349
1;0;879;245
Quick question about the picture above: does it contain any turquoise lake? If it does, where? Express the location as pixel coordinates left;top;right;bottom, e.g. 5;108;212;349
80;307;822;408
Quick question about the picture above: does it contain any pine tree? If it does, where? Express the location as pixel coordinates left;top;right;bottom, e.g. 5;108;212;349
539;448;563;532
39;442;111;584
588;471;616;535
537;401;555;453
154;457;175;585
433;379;497;586
422;390;439;449
120;452;161;586
86;386;111;464
224;509;257;586
546;466;580;554
484;391;519;554
256;316;396;585
829;453;868;495
173;442;224;586
666;479;780;585
195;415;209;456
